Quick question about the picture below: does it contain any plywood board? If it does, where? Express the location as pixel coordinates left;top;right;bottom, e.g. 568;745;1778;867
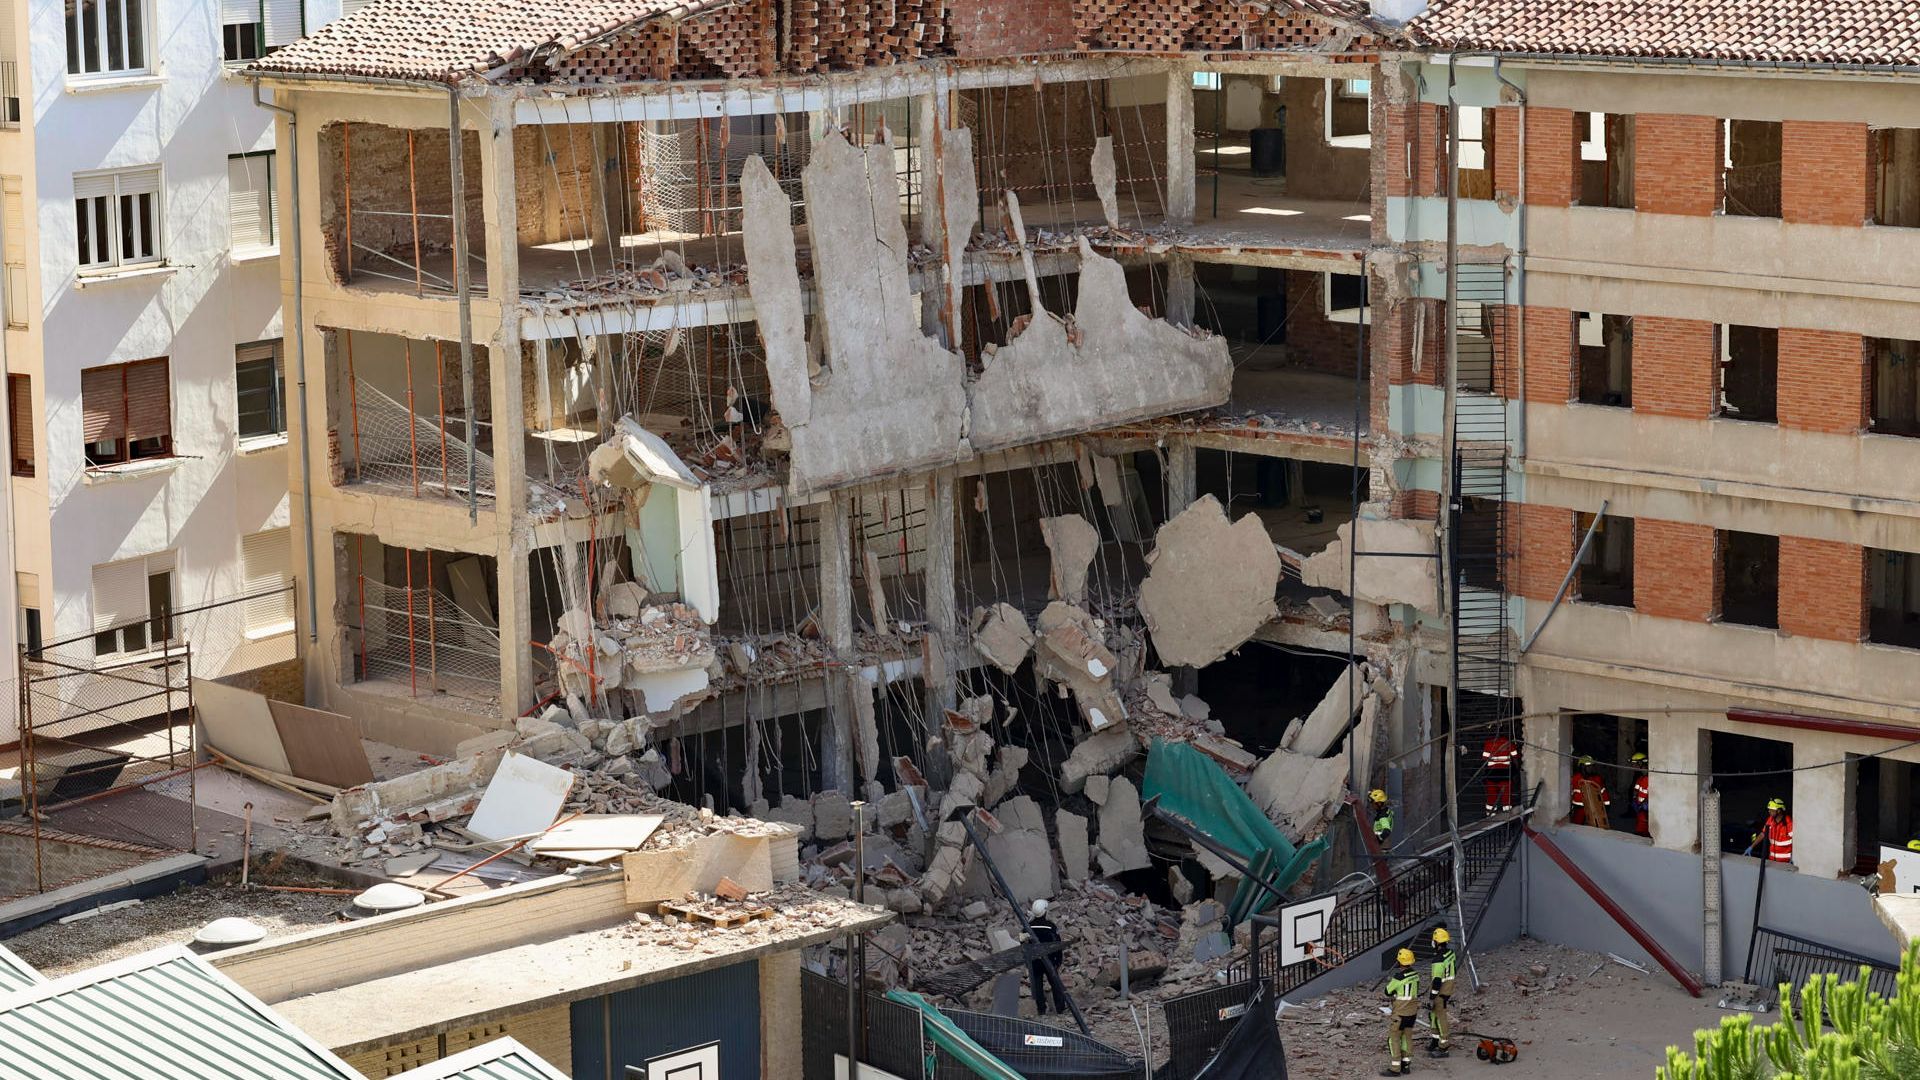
194;678;291;774
467;751;574;841
446;557;498;629
527;814;663;854
268;700;374;787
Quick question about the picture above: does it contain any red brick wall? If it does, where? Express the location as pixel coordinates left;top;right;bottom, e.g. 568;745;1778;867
1635;114;1720;216
1509;503;1576;601
1781;121;1870;227
1778;328;1869;434
1493;106;1577;207
1391;489;1440;521
1281;269;1364;376
1497;305;1575;403
1380;102;1447;199
1381;297;1443;388
1634;519;1721;621
1632;316;1718;419
948;0;1074;56
1777;536;1867;641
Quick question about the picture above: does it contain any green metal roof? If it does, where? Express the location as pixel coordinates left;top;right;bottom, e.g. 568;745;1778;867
0;947;363;1080
393;1037;572;1080
0;942;43;994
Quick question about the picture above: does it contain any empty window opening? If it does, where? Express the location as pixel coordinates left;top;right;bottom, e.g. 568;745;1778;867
1455;105;1494;199
1323;77;1371;149
1708;729;1792;857
1719;325;1778;423
1575;112;1635;209
1870;337;1920;438
1454;298;1499;394
1324;272;1368;325
1874;128;1920;228
1576;312;1632;406
1856;756;1920;869
1574;513;1633;608
339;533;500;705
1570;713;1646;831
1457;496;1503;593
1719;530;1779;629
1869;547;1920;650
1722;119;1782;218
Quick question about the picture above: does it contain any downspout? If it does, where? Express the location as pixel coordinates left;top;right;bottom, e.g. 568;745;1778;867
448;85;476;524
1492;57;1526;458
1441;51;1472;988
252;79;320;644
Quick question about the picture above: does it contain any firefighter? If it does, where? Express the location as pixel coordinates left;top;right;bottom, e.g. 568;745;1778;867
1370;788;1395;845
1025;899;1068;1016
1426;926;1457;1057
1570;755;1611;828
1383;947;1422;1076
1749;799;1793;863
1631;752;1651;836
1481;733;1517;813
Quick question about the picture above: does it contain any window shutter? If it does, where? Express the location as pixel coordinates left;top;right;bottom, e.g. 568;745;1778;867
220;0;256;24
264;0;302;47
114;168;159;199
124;358;170;444
228;156;273;249
92;559;147;632
243;528;294;630
17;572;38;609
339;0;372;17
2;178;22;263
8;374;31;476
72;173;115;201
80;365;125;444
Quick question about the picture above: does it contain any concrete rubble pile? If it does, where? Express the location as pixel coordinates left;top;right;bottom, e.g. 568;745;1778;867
534;248;742;306
548;601;716;708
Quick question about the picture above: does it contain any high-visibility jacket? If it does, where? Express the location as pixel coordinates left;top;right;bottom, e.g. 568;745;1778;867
1482;736;1517;770
1571;772;1611;808
1758;815;1793;862
1373;806;1395;840
1386;969;1422;1017
1430;945;1458;997
1632;775;1650;811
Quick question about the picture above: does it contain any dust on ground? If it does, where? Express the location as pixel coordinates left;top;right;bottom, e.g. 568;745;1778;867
4;865;349;978
1281;938;1733;1079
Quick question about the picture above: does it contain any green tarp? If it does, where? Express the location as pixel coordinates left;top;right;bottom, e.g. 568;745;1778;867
1142;739;1329;925
885;989;1025;1080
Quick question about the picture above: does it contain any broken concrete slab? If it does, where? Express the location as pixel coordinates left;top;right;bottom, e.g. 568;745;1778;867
971;603;1034;674
1056;810;1091;884
1137;494;1281;668
814;790;853;842
1091;135;1121;229
742;135;970;495
1085;773;1111;806
969;234;1232;453
978;794;1057;905
329;748;507;835
467;751;575;842
1248;747;1350;843
1283;661;1367;759
1033;602;1126;731
1097;777;1151;876
1039;514;1099;607
1061;727;1138;794
588;416;702;493
1300;517;1441;611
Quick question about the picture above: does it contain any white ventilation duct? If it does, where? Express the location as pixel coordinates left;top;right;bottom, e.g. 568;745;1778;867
191;917;267;950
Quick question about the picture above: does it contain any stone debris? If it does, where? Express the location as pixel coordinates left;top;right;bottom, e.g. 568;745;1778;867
1300;517;1441;612
1039;514;1100;607
1095;777;1151;876
1137;494;1281;668
1248;746;1350;843
1056;810;1091;884
970;603;1034;673
1283;660;1369;758
1060;727;1141;795
1032;602;1126;731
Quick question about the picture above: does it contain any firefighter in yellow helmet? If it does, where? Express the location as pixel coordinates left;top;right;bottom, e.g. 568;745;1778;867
1382;947;1422;1075
1426;925;1458;1057
1370;788;1395;845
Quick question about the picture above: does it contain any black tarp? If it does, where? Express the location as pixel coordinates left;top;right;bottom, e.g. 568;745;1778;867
939;1007;1143;1080
1192;987;1286;1080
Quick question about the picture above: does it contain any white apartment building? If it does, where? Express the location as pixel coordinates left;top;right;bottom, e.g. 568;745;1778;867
0;0;348;694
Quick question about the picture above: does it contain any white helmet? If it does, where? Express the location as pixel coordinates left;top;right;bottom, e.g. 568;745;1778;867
1031;898;1049;917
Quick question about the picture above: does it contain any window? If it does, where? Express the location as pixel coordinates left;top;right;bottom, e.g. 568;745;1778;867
1192;71;1220;90
18;572;39;657
1719;530;1778;629
1718;325;1778;423
1323;271;1368;324
1576;312;1632;406
80;357;170;467
1575;513;1634;608
242;528;294;633
91;551;174;656
1456;106;1493;199
1869;548;1920;650
65;0;148;77
1323;78;1370;148
227;153;276;252
1721;119;1782;218
1575;113;1635;209
235;341;284;439
1874;129;1920;228
3;176;24;328
1871;337;1920;438
7;374;31;477
221;0;262;62
74;167;161;271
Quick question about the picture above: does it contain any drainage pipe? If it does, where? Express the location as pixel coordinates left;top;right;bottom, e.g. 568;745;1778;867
1525;825;1704;996
1491;57;1527;457
448;85;477;524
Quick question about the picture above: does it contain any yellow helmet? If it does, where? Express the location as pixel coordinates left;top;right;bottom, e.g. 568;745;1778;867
1908;839;1920;852
1369;788;1389;804
1397;948;1416;966
1631;752;1648;764
1576;755;1595;767
1768;798;1787;812
1432;927;1451;945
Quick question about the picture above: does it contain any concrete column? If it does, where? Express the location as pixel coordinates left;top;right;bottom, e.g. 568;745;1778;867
1166;439;1197;515
924;470;959;717
1647;715;1700;852
759;951;803;1080
1524;707;1571;826
1792;739;1850;878
481;98;533;720
1165;255;1196;327
1165;68;1196;226
820;492;855;792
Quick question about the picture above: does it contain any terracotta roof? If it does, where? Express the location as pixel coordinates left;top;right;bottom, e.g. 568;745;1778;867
1408;0;1920;67
249;0;718;83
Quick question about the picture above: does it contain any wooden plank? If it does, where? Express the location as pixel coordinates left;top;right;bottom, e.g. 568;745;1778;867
268;700;375;788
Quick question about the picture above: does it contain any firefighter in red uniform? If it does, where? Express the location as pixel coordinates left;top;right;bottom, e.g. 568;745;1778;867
1750;798;1793;863
1570;755;1611;828
1482;733;1517;812
1630;752;1651;836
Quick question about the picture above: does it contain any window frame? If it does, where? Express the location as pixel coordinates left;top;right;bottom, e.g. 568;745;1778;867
73;166;163;273
7;373;32;478
65;0;152;79
1322;77;1372;149
91;551;176;657
1322;271;1370;325
1575;311;1633;407
235;340;286;440
80;356;172;469
226;151;277;254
